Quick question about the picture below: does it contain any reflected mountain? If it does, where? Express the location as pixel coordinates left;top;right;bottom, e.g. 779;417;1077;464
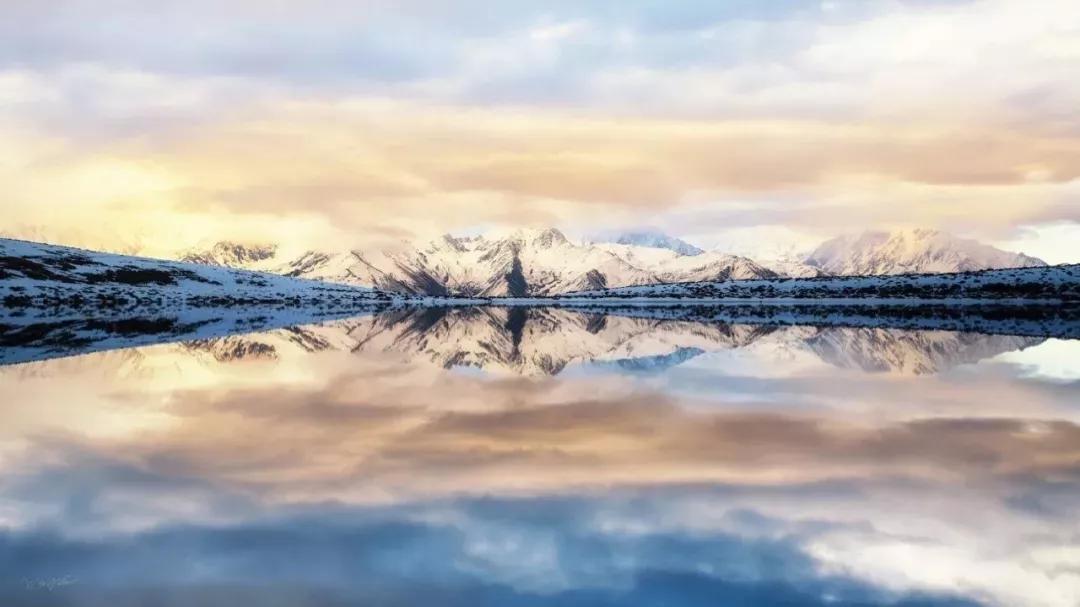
133;307;1046;376
801;327;1044;375
337;307;775;375
591;347;707;374
0;313;1076;607
1;304;1060;375
1;308;1077;606
0;305;388;366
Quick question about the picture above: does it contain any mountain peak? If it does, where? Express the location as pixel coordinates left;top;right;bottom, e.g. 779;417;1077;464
181;241;278;267
504;227;569;247
806;229;1047;276
602;230;704;256
433;234;469;252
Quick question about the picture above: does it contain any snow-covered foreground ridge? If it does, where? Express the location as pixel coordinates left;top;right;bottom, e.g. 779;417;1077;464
0;237;391;308
567;264;1080;301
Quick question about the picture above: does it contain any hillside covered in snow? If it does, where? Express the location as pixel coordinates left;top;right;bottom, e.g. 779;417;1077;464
568;264;1080;301
805;229;1046;276
590;230;705;256
0;238;389;309
180;227;1052;297
186;228;777;296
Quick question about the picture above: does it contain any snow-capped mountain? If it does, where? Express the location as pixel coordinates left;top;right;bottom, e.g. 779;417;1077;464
178;227;1055;294
594;230;704;256
593;243;778;283
185;228;776;296
283;228;662;296
759;258;827;278
0;237;384;310
805;229;1047;276
710;228;825;278
180;241;279;269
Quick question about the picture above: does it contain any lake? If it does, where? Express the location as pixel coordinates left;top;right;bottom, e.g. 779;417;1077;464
1;305;1078;606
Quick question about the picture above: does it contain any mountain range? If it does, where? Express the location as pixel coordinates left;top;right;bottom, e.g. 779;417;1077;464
805;228;1046;276
183;228;778;296
0;237;381;311
180;227;1047;296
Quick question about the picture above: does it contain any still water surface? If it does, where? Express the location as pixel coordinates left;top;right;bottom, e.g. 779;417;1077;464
1;306;1078;606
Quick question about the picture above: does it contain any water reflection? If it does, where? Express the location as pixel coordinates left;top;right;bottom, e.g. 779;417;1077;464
0;306;1078;606
7;306;1045;375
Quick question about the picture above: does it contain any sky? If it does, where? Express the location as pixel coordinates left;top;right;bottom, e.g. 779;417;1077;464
1;0;1078;262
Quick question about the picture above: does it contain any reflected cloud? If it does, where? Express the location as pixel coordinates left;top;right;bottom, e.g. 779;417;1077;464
0;497;988;607
0;309;1078;605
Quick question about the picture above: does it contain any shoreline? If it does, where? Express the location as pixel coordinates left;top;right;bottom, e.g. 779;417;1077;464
3;299;1079;368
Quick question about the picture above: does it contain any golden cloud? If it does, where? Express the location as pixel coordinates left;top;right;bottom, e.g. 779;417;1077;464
3;98;1078;254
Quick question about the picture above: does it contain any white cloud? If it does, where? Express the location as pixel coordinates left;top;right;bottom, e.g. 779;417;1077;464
994;221;1080;265
0;0;1077;254
529;20;589;42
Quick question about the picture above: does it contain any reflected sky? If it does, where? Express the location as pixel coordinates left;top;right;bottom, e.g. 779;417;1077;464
1;307;1078;606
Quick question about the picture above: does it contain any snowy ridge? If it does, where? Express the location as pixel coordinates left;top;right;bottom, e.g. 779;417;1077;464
709;230;824;278
180;227;1053;296
568;264;1080;301
0;237;390;309
806;229;1046;276
179;241;279;269
592;230;704;256
758;258;827;279
186;228;777;296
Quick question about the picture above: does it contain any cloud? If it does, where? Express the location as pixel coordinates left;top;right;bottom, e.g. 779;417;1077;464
7;349;1078;508
1;317;1079;604
993;220;1080;264
0;0;1077;257
4;91;1078;255
3;0;1077;122
0;500;985;606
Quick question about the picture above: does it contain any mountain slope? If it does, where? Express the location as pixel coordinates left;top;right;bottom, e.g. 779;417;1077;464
272;229;659;296
569;264;1080;300
177;227;1055;295
806;229;1046;276
593;243;777;282
0;238;386;309
760;258;827;278
187;228;777;296
179;241;279;269
597;230;704;256
710;230;824;278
